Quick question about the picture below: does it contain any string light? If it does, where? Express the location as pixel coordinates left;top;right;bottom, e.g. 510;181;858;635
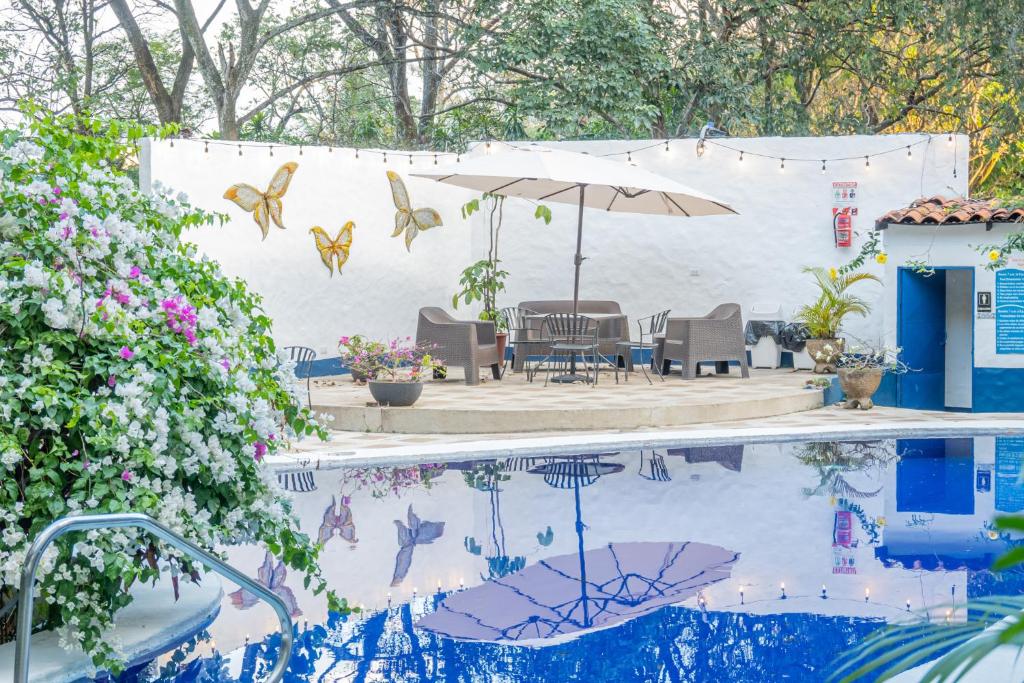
739;586;745;605
355;148;359;159
664;139;670;153
739;151;744;162
269;145;274;157
383;152;388;163
299;145;303;156
237;144;242;157
864;587;870;602
169;139;174;148
821;159;826;174
906;599;911;611
627;151;632;162
948;134;953;144
780;158;786;172
780;582;787;599
434;154;438;165
864;156;870;168
696;139;706;157
203;141;209;153
820;584;828;600
408;154;413;165
328;146;333;153
457;154;461;163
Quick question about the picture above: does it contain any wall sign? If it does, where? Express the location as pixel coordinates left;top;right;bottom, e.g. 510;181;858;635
996;269;1024;354
978;291;994;319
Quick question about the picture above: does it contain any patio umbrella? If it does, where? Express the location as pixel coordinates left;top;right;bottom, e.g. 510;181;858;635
416;453;739;641
415;539;738;641
412;144;738;318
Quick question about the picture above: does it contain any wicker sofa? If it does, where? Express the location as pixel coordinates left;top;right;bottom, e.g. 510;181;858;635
416;307;501;386
655;304;749;379
517;300;626;357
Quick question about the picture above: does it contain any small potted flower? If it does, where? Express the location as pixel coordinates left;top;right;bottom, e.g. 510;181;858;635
356;337;439;407
339;335;384;383
835;343;910;410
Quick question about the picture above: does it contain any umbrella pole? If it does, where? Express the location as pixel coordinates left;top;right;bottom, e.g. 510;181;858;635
573;472;590;628
572;184;585;318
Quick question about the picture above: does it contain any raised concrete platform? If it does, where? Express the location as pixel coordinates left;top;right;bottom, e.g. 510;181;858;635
0;576;222;683
311;368;824;434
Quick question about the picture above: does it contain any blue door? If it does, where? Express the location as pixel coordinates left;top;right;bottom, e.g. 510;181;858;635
898;268;946;410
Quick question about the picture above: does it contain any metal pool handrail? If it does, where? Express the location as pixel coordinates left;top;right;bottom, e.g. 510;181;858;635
13;512;293;683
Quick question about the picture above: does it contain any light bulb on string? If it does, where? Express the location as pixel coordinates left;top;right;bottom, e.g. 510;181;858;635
355;149;359;159
203;141;209;154
456;154;461;163
780;582;787;599
434;154;438;165
383;152;388;163
739;586;745;604
269;145;274;157
739;151;744;163
821;159;826;174
299;145;303;156
169;139;174;148
408;154;413;165
906;599;911;611
864;156;870;168
779;158;786;172
864;587;870;602
328;146;333;153
627;151;632;162
664;139;670;153
947;134;954;144
237;144;242;157
906;146;912;159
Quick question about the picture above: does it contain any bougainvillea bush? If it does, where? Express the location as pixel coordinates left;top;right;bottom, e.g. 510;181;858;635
0;110;339;671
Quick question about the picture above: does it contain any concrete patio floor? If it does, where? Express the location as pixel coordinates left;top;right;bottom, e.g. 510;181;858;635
309;367;824;434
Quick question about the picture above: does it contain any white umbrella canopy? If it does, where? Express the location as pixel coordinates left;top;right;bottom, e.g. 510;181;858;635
412;144;737;216
411;144;739;382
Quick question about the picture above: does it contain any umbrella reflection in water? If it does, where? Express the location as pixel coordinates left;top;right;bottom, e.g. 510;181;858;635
416;453;739;641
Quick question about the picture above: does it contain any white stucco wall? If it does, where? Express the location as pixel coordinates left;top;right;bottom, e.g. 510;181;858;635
142;134;966;357
883;224;1024;369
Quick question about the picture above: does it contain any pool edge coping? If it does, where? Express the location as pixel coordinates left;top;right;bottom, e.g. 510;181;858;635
270;418;1024;472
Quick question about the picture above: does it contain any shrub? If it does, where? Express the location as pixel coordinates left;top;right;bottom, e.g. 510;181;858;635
0;108;340;672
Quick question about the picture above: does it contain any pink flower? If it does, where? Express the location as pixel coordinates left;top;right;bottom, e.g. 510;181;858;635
253;442;268;461
219;358;231;371
129;266;141;279
107;374;117;387
119;346;134;360
120;470;133;482
339;336;350;345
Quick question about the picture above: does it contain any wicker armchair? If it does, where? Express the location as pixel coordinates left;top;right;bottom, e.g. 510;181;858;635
657;304;749;380
416;307;501;386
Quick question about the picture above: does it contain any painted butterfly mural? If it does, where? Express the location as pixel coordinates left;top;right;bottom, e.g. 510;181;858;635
309;222;355;276
318;495;358;546
386;171;442;251
228;551;303;617
223;162;298;240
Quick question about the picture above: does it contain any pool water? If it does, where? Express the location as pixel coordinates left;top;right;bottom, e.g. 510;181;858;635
119;436;1024;682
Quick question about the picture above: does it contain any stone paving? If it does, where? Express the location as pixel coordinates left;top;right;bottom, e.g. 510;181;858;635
309;367;824;433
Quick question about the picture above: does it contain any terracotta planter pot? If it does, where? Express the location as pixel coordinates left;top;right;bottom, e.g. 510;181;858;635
804;338;845;374
495;332;509;368
837;367;883;410
368;380;423;407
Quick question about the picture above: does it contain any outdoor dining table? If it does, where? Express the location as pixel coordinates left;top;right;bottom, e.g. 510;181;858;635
523;312;629;383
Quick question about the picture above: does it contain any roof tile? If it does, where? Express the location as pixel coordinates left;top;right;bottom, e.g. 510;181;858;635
876;195;1024;230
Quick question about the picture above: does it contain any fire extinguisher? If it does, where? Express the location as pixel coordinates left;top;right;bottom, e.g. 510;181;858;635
833;209;853;248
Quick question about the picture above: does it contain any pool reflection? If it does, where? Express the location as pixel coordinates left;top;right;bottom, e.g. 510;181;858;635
137;436;1024;682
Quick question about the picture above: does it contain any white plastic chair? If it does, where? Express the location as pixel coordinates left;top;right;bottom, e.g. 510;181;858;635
747;303;784;369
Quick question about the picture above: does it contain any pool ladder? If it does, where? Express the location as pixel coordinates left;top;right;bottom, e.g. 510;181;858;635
13;512;293;683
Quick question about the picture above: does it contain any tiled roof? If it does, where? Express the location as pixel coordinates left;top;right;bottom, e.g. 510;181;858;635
875;195;1024;230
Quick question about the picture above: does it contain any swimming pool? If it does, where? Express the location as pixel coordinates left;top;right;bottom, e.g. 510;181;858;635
120;435;1024;681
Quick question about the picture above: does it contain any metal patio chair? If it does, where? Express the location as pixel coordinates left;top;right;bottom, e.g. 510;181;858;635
283;345;316;407
538;313;606;386
500;306;543;380
615;309;670;384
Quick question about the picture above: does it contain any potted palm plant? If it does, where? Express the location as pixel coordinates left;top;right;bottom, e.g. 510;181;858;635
795;267;880;373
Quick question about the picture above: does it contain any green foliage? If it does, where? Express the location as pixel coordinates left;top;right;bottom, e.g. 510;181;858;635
454;193;551;324
0;108;341;672
795;267;880;338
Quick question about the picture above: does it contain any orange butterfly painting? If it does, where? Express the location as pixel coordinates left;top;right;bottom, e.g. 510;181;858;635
309;222;355;276
223;162;298;240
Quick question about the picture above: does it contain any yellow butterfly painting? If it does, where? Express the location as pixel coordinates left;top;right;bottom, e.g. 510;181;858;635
386;171;443;251
309;222;355;276
223;162;298;240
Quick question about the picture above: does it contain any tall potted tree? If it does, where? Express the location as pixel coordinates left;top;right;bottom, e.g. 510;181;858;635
453;194;551;365
796;267;880;373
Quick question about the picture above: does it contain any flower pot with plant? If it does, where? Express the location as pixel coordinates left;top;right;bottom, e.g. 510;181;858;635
338;334;384;383
453;194;551;368
347;338;437;407
835;343;910;410
795;266;880;373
